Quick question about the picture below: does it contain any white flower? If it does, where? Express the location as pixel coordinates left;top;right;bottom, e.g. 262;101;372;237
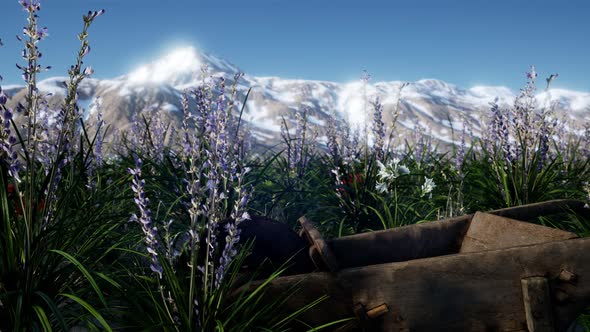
398;164;410;176
421;177;436;198
376;158;410;182
376;160;389;180
375;181;388;194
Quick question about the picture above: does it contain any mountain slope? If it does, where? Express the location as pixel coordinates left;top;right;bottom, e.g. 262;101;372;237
3;46;589;150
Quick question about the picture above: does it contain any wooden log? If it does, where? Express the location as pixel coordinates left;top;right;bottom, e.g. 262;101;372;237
258;237;590;331
522;277;555;332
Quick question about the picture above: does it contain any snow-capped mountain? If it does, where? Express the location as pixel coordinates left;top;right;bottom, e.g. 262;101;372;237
3;46;590;150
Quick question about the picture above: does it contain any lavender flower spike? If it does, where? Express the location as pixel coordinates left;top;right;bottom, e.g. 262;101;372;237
371;96;385;159
0;94;20;182
129;158;163;278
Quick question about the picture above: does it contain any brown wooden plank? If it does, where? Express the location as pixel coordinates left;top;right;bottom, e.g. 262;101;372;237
299;216;340;272
522;277;556;332
323;200;586;269
460;212;578;254
257;237;590;331
488;199;588;221
328;215;472;269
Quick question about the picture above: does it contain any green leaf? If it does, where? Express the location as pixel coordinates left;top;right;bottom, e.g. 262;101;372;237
36;291;68;331
59;293;112;332
50;249;106;307
33;305;53;332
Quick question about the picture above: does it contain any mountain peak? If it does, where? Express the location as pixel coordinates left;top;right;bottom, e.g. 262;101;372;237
127;46;202;85
124;46;241;88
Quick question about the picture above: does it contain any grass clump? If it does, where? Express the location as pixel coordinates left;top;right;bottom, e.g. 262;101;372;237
0;1;589;331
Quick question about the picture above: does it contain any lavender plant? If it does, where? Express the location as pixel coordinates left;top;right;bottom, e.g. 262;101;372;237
0;3;122;330
123;74;324;331
371;96;385;160
472;66;586;207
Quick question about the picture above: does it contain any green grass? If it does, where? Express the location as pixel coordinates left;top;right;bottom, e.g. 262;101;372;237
1;2;589;330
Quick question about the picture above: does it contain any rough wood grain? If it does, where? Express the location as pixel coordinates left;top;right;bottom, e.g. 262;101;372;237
460;212;578;254
326;200;586;269
257;237;590;331
522;277;555;332
299;216;340;272
328;215;472;269
488;199;589;221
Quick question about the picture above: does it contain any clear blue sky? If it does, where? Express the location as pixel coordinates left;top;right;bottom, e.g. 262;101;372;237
0;0;588;91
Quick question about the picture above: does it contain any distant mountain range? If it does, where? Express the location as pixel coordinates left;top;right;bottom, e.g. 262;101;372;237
3;46;589;150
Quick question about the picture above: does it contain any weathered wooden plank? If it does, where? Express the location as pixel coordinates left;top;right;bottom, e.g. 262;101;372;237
327;200;586;270
299;216;340;272
488;199;589;221
257;237;590;331
328;215;472;269
522;277;555;332
460;212;577;253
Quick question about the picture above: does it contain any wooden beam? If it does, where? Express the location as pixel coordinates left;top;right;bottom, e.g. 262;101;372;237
521;277;555;332
299;216;339;272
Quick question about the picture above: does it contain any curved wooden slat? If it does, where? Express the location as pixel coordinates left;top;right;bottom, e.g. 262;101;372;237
299;216;339;273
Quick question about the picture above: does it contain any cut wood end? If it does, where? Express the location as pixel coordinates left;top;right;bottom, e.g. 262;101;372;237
558;269;576;283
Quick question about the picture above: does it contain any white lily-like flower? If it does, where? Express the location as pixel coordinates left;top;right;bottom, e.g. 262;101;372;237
377;158;410;182
376;160;389;180
375;181;388;194
398;164;410;176
421;177;436;198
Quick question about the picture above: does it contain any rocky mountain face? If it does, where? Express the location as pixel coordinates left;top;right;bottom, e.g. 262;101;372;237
3;46;589;152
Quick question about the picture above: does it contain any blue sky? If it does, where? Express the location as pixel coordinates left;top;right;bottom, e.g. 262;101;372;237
0;0;589;91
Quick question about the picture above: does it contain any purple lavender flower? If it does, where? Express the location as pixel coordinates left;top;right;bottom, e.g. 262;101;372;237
537;99;557;170
180;91;195;161
0;93;20;182
489;98;513;164
129;158;163;278
292;110;305;171
36;27;48;40
94;109;104;168
128;110;146;154
84;9;106;22
455;114;467;176
83;66;94;76
326;109;340;165
215;173;250;288
149;111;167;163
19;0;41;12
371;96;385;160
361;69;371;84
512;66;539;165
526;65;537;81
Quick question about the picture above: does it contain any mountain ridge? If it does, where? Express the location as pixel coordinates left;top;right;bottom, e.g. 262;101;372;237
2;46;589;149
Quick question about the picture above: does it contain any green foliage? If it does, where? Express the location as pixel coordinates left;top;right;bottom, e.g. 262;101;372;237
1;2;589;331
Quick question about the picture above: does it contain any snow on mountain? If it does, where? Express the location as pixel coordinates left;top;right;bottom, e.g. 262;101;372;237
536;89;590;115
3;46;589;149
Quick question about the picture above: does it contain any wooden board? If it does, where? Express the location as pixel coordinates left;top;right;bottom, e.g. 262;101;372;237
488;199;589;221
460;212;578;254
257;237;590;332
326;200;586;269
328;215;472;269
522;277;555;332
299;216;340;272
